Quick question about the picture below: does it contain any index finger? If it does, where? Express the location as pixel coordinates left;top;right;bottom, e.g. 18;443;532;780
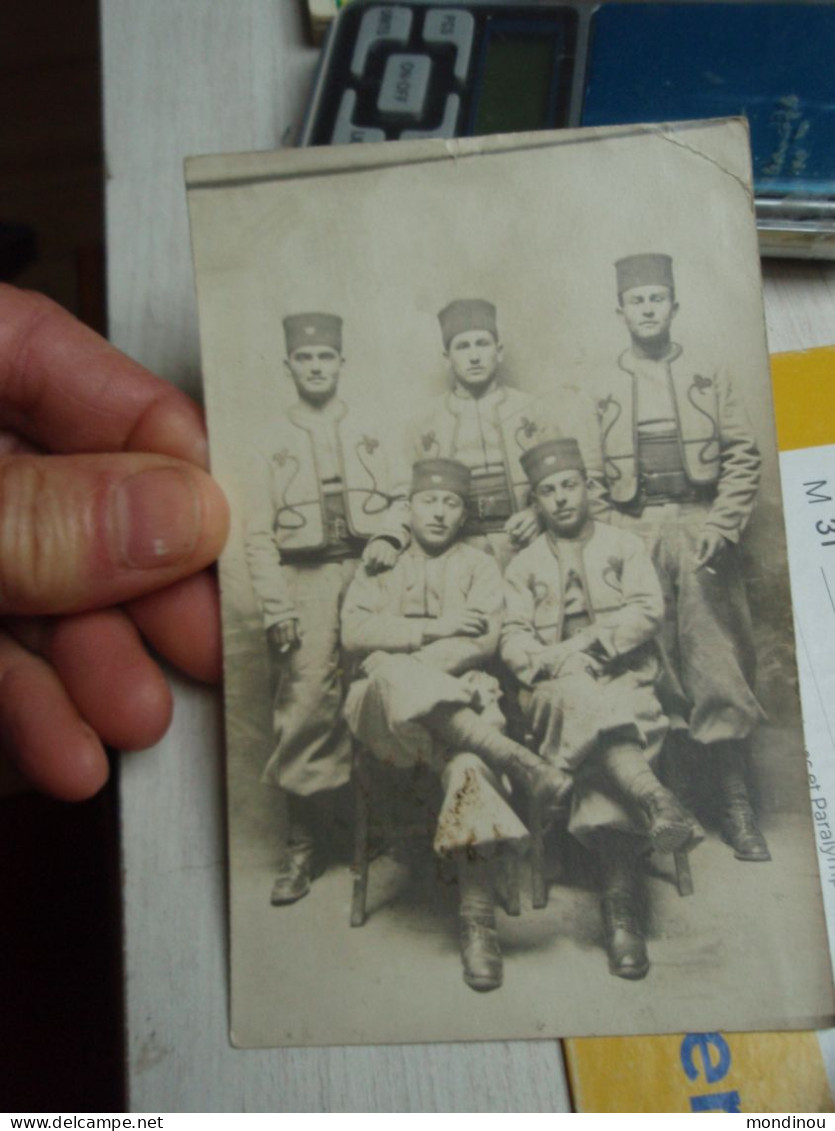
0;285;208;465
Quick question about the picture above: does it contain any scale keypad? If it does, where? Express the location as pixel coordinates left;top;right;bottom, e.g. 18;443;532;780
305;3;577;148
378;53;433;119
350;6;414;78
327;4;478;144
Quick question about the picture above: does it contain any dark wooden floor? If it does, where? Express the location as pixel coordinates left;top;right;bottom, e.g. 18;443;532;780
0;0;125;1112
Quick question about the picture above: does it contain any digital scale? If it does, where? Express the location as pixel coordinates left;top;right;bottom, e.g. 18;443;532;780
300;0;835;258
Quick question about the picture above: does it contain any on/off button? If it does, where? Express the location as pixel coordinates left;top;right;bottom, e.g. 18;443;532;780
377;54;432;120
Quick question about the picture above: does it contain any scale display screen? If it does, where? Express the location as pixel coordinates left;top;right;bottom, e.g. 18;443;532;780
473;21;573;135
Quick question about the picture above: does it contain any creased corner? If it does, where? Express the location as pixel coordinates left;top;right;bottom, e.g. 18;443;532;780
655;123;755;212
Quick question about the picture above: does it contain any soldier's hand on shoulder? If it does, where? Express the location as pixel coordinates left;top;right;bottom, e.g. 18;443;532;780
268;619;302;654
694;526;727;571
362;537;399;575
505;506;541;548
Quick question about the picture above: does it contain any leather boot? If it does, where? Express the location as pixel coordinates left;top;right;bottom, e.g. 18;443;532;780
270;794;323;905
270;843;317;905
720;787;771;861
596;832;649;980
713;743;771;862
600;891;649;980
602;741;704;853
638;787;705;854
432;706;568;812
459;915;503;992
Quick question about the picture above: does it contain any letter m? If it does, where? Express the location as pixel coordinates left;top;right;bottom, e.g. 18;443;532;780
804;480;832;504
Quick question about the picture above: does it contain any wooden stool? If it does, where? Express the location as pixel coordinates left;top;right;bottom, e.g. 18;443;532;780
526;796;696;910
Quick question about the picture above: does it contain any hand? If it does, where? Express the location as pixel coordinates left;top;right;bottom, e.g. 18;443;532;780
504;506;540;548
556;650;604;679
267;619;301;654
362;537;398;575
426;610;489;642
535;634;596;680
694;527;727;572
530;761;573;823
0;285;229;800
458;670;502;714
544;765;573;807
359;649;389;679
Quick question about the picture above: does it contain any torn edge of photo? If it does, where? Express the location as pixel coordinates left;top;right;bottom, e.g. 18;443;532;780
186;119;835;1049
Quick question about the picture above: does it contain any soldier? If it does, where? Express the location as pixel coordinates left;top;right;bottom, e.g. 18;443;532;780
410;299;543;571
501;437;703;979
591;254;769;862
342;458;567;993
246;313;409;906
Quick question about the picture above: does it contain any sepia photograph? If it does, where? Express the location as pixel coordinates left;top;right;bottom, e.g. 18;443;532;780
186;120;834;1048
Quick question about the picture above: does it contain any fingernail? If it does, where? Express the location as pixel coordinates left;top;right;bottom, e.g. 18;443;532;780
112;467;201;569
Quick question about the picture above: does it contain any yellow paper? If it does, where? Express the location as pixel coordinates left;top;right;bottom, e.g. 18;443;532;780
771;346;835;452
565;1031;832;1113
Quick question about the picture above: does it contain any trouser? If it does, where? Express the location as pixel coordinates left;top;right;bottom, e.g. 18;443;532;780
263;558;358;796
611;502;765;743
523;653;668;845
344;655;529;856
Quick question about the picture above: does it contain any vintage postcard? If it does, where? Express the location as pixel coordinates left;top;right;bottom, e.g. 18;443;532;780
186;120;834;1047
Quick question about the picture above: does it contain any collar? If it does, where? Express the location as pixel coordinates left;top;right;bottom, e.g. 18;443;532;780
406;538;460;561
617;342;682;375
288;397;348;429
545;519;595;555
449;381;506;410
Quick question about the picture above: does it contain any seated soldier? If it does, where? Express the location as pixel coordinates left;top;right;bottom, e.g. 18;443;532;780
341;458;567;993
501;437;703;980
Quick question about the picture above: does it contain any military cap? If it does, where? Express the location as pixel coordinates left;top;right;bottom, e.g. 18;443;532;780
438;299;498;350
615;253;674;297
411;458;471;501
521;437;585;487
283;312;343;355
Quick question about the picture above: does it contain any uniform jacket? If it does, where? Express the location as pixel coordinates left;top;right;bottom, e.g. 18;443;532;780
501;522;664;688
410;385;540;513
592;344;761;541
246;398;408;626
341;540;504;677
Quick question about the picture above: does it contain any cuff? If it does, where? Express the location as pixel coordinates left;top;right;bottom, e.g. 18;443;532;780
265;610;298;629
704;520;738;545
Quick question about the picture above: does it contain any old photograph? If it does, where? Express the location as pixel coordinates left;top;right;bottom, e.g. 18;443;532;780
186;121;834;1047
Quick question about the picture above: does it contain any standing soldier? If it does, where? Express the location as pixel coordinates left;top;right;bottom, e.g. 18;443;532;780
341;458;567;992
412;299;543;570
246;313;408;905
591;254;769;862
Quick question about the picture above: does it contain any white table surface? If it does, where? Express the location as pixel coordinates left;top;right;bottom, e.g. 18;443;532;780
102;0;835;1112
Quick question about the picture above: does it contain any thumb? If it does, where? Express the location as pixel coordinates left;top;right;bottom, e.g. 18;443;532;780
0;452;229;615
